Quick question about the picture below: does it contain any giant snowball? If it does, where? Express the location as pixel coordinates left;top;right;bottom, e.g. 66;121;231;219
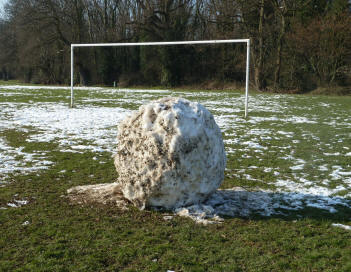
114;97;226;210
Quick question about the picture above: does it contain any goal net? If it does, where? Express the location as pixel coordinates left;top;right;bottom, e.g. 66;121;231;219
70;39;250;117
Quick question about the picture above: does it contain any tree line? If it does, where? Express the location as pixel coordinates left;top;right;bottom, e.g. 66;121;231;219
0;0;350;92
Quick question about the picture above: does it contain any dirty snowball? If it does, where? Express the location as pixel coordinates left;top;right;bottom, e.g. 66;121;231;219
114;97;227;209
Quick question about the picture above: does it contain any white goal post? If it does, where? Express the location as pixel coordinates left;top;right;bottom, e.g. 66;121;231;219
70;39;250;117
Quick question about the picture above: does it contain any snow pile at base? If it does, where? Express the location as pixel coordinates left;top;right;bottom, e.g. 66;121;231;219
66;183;129;209
66;184;351;225
175;187;351;224
114;97;226;209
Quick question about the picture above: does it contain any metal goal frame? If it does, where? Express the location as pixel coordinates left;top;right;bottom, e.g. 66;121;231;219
70;39;250;117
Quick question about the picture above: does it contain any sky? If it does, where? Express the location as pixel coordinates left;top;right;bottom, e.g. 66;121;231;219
0;0;7;11
0;0;6;19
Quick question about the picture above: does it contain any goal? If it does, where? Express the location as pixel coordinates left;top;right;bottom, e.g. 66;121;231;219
70;39;250;117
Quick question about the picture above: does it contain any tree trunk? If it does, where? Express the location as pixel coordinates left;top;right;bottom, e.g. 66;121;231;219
2;67;8;81
77;63;90;86
273;0;287;90
254;0;265;91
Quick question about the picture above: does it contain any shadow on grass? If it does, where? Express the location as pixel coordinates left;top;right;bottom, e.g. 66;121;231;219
181;188;351;223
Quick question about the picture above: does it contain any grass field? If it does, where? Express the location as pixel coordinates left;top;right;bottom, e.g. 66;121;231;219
0;84;351;271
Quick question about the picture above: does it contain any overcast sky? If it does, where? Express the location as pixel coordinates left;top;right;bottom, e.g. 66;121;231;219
0;0;7;10
0;0;6;18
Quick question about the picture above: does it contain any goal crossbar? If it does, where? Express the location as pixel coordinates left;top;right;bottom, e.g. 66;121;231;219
70;39;251;117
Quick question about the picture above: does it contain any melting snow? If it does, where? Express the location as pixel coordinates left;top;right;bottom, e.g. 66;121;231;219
7;199;29;208
176;187;350;224
1;85;351;222
332;223;351;231
0;85;171;94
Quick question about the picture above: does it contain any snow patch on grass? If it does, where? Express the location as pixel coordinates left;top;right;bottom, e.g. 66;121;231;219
0;138;53;180
177;187;350;224
1;85;351;218
332;223;351;231
1;102;131;153
7;199;29;208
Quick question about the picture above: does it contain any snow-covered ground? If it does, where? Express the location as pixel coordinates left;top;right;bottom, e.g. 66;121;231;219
0;85;350;221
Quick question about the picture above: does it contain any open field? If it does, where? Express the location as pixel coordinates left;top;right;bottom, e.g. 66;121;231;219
0;84;351;271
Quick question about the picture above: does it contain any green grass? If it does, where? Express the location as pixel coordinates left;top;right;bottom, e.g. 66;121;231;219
0;80;23;86
0;84;351;271
1;151;350;272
